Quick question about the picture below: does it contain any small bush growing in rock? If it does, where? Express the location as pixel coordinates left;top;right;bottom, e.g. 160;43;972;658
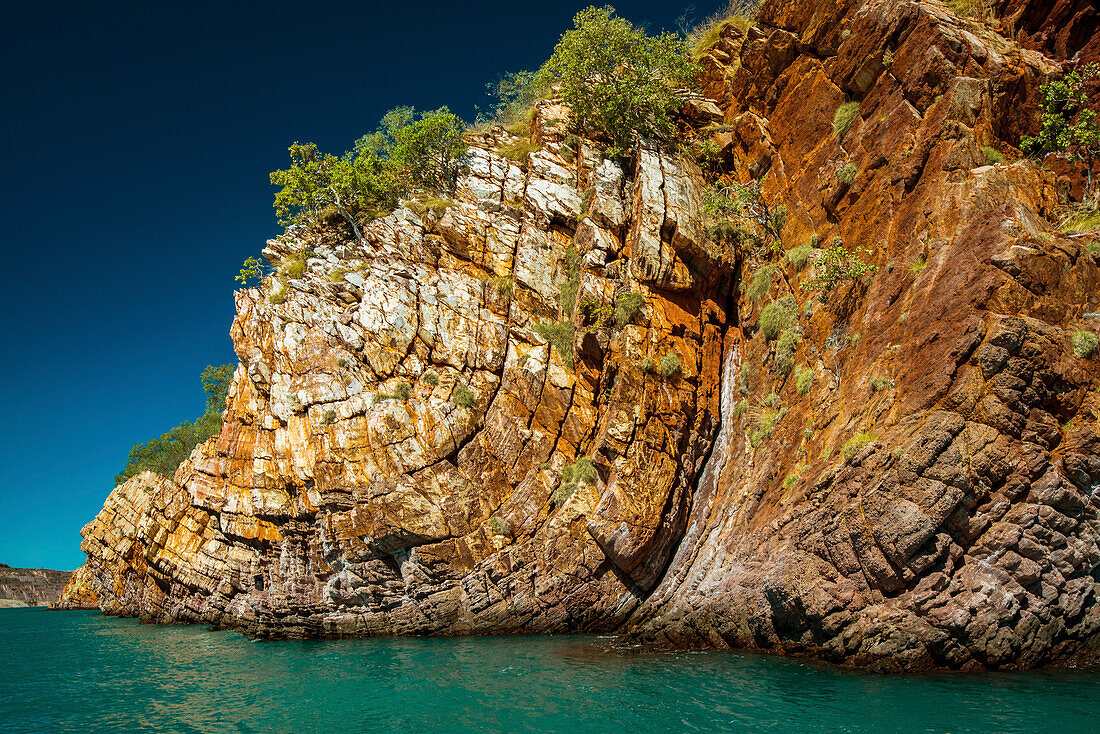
421;370;439;386
638;357;656;373
836;163;857;185
841;431;878;460
268;282;288;305
787;244;815;271
497;139;540;165
871;376;895;391
795;364;813;395
659;353;682;378
762;392;783;408
833;102;860;144
490;274;514;299
910;254;928;276
750;407;786;448
487;517;512;536
760;296;798;340
393;381;412;401
410;197;456;218
981;146;1005;165
556;456;600;504
775;328;802;378
533;322;575;369
1072;330;1099;358
452;383;477;408
733;399;749;418
559;244;582;317
615;291;646;327
321;409;337;425
803;238;876;303
281;252;308;279
747;264;777;301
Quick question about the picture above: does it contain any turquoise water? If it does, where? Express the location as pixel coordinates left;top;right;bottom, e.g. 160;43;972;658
3;608;1100;733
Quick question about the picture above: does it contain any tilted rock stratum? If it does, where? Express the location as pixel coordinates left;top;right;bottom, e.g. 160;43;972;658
64;0;1100;671
0;564;72;607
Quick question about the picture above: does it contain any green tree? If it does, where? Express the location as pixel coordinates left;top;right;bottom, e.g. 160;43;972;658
1023;63;1100;200
269;107;466;237
115;365;235;485
546;5;696;156
802;238;877;303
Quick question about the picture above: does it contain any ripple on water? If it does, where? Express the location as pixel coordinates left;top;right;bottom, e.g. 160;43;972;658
2;607;1099;734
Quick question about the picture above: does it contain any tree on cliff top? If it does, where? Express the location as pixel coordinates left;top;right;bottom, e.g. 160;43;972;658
115;365;235;485
269;107;466;236
1023;63;1100;202
546;5;695;156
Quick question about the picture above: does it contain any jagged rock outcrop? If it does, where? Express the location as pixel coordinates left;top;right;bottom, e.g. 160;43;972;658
63;0;1100;671
0;564;72;607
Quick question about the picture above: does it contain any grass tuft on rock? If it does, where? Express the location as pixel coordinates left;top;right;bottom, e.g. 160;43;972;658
833;102;860;144
747;264;777;301
1071;330;1098;358
659;352;682;378
614;291;646;327
533;322;575;369
452;383;477;408
760;296;798;340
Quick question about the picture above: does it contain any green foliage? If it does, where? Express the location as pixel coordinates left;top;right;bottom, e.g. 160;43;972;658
487;517;512;536
115;365;235;485
327;268;349;283
775;328;802;378
1072;330;1099;358
237;256;266;286
947;0;991;19
871;376;895;392
280;252;307;279
638;357;656;373
1088;241;1100;255
483;69;551;132
452;383;477;408
910;254;928;276
497;139;541;165
981;146;1006;165
882;49;894;68
833;102;860;144
733;399;749;418
615;291;646;326
841;431;878;460
659;352;682;378
1023;64;1100;196
704;179;784;250
760;296;798;340
373;381;412;404
750;406;785;448
1061;205;1100;233
489;274;514;299
787;245;815;271
795;364;813;396
836;163;857;185
762;392;783;408
322;409;337;425
533;322;576;369
269;107;466;234
559;244;582;318
557;456;600;503
546;6;696;153
409;197;456;218
421;370;440;386
268;282;288;304
689;6;756;61
747;264;777;302
802;238;877;303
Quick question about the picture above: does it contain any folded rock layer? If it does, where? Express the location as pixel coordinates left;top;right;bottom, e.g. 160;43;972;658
64;0;1100;671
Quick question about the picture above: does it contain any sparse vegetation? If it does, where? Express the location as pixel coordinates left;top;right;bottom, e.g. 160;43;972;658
688;2;758;60
981;146;1006;165
1023;63;1100;200
237;256;266;286
748;264;777;301
556;456;600;504
871;377;895;392
750;406;786;448
497;139;540;165
833;102;861;144
1061;205;1100;233
802;238;877;303
638;357;656;373
422;370;439;386
268;282;288;305
1072;330;1099;358
760;297;798;340
795;364;814;396
374;381;413;404
615;291;646;327
533;322;576;369
836;163;857;185
488;517;512;536
733;399;749;418
841;431;878;460
559;244;582;318
115;365;235;485
787;244;816;271
704;179;786;251
489;274;514;299
775;328;802;378
910;254;928;276
322;409;337;425
409;196;456;218
280;252;308;279
452;383;477;408
659;352;683;378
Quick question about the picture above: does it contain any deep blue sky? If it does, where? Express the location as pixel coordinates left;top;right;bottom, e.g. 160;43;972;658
0;0;711;570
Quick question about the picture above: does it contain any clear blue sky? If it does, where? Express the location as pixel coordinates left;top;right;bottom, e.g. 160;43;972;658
0;0;709;570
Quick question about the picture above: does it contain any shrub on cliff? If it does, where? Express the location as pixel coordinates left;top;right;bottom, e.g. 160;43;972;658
115;365;235;485
546;5;695;156
803;238;877;303
833;102;860;144
1072;330;1099;358
269;107;466;237
1023;64;1100;200
760;297;797;340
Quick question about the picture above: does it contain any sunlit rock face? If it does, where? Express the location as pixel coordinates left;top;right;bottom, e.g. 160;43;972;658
65;0;1100;671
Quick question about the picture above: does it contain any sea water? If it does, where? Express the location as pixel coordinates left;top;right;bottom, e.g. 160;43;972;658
2;606;1099;733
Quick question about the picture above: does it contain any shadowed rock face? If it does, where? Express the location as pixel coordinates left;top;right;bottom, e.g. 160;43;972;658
65;0;1100;670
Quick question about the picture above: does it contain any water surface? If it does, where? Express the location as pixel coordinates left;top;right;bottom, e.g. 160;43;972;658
2;607;1098;733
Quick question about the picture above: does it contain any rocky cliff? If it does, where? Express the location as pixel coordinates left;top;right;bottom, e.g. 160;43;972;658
63;0;1100;671
0;564;72;607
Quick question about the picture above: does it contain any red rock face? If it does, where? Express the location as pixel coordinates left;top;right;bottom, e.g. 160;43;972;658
63;0;1100;670
993;0;1099;62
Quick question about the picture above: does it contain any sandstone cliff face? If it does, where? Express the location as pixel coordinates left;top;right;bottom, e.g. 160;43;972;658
64;0;1100;670
0;564;72;607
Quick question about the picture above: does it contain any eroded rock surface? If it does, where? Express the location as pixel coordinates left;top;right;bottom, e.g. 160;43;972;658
0;564;72;607
64;0;1100;670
